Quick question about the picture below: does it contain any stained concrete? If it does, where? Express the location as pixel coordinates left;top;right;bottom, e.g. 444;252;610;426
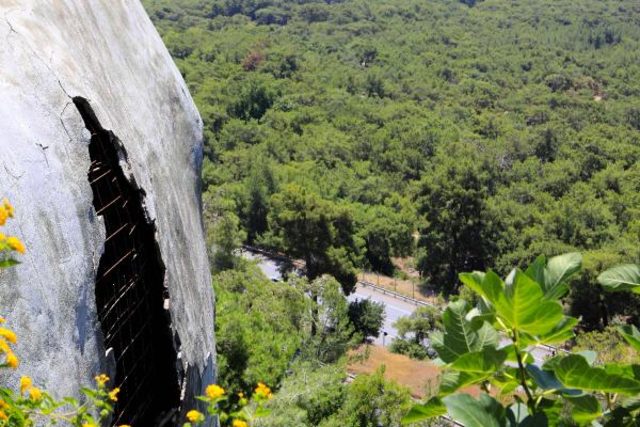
0;1;214;423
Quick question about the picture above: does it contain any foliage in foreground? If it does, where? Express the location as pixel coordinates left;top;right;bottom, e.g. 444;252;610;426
0;199;122;427
404;253;640;426
183;382;272;427
255;362;427;427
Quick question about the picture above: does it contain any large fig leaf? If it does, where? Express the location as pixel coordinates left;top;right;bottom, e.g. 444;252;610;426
524;255;546;289
619;324;640;352
538;317;578;345
442;394;505;427
501;271;565;336
401;398;447;424
597;264;640;294
524;253;581;299
451;348;508;373
551;355;640;394
431;300;499;363
462;269;567;338
459;270;508;311
542;252;582;299
526;364;581;396
567;395;602;425
439;370;490;395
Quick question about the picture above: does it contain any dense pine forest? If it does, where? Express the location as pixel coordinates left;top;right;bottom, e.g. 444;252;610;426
143;0;640;327
140;1;640;425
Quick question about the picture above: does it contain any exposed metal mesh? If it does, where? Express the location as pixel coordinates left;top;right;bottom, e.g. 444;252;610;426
77;97;180;426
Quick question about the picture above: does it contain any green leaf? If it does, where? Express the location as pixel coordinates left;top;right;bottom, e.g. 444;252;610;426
536;398;563;426
603;363;640;382
439;370;490;395
402;398;447;424
526;364;581;396
620;325;640;352
552;354;640;394
0;259;19;268
575;350;597;366
459;271;506;309
502;345;534;364
567;395;602;425
538;317;577;345
501;270;565;336
523;253;581;300
524;255;546;290
254;407;271;417
431;300;499;363
442;393;506;427
490;371;520;395
542;253;582;299
598;264;640;294
451;348;508;373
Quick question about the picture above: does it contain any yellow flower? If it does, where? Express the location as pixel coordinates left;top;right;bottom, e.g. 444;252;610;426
0;316;5;324
254;382;272;399
186;410;205;423
0;208;7;227
82;423;97;427
118;425;132;427
95;374;109;386
2;199;13;217
108;387;120;402
232;420;248;427
0;410;7;421
28;386;42;401
20;376;32;394
205;384;225;399
0;328;17;344
0;339;10;354
0;400;7;409
6;237;25;254
6;352;19;368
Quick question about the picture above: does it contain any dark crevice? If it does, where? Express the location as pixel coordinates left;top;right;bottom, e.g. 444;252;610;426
74;97;181;426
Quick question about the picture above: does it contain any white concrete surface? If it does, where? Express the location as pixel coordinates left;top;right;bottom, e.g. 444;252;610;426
0;1;214;420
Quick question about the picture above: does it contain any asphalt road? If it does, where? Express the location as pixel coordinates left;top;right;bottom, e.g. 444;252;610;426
240;249;283;281
349;283;558;363
348;283;419;345
241;248;558;362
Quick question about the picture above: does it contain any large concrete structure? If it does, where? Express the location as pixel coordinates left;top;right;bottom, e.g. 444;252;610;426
0;1;215;425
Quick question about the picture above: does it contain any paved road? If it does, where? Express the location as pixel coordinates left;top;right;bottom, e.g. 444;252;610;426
348;283;419;345
240;249;283;281
351;283;559;363
240;248;558;362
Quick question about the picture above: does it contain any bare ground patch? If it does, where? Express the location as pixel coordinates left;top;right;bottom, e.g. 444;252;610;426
347;345;441;398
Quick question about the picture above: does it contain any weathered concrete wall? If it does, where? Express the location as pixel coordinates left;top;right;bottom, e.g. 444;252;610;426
0;0;214;423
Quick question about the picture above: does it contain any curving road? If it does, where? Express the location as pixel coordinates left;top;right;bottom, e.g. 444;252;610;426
241;248;560;362
351;282;560;363
348;283;420;345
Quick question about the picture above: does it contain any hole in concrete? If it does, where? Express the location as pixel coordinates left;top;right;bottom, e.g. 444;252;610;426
74;97;180;426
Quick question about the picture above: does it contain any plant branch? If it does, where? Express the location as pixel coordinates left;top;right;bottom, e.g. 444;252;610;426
512;330;535;412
